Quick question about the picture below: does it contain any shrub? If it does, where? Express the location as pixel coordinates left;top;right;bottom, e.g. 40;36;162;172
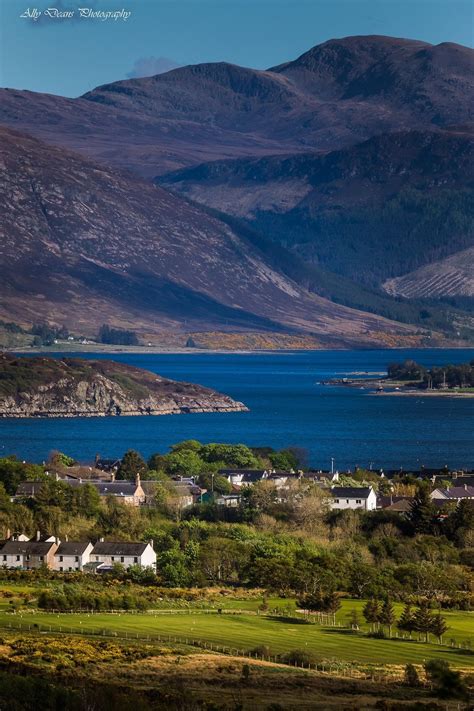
281;649;316;666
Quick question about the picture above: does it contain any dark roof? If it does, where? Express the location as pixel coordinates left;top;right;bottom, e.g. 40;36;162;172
95;481;140;496
91;541;150;556
219;469;267;475
331;487;373;499
55;541;91;556
378;495;413;509
436;486;474;499
15;481;44;496
0;540;56;555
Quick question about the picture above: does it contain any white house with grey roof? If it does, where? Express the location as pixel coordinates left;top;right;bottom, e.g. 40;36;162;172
53;541;93;571
90;541;156;569
330;486;377;511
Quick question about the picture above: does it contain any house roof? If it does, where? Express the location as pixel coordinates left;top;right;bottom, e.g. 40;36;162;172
385;499;413;512
94;481;140;497
436;486;474;499
55;541;91;556
331;487;373;499
91;541;150;556
15;481;45;496
219;469;267;475
378;496;413;509
0;540;56;556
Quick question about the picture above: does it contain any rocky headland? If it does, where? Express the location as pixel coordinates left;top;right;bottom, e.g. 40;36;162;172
0;353;248;418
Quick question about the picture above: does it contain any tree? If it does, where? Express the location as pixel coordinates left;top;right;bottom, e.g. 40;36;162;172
446;499;474;546
431;612;448;644
397;604;415;639
413;602;434;642
269;449;298;471
424;660;468;700
347;609;360;630
117;450;147;480
379;598;396;637
408;486;437;535
404;664;419;687
165;450;204;478
200;443;260;469
362;598;380;632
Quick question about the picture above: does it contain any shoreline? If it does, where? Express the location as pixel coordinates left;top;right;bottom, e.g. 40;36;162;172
10;344;474;356
373;390;474;398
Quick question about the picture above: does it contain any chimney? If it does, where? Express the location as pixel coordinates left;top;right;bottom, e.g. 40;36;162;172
465;484;468;491
65;534;68;542
111;472;115;482
100;537;104;542
135;472;141;488
36;530;41;541
149;539;154;550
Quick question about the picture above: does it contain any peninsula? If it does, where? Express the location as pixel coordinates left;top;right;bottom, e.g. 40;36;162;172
0;353;248;418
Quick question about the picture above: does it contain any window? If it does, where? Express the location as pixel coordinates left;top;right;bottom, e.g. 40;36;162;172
26;555;30;561
356;499;361;504
334;499;339;503
59;567;63;572
2;555;5;561
39;556;44;561
59;556;63;562
346;499;349;503
75;556;79;562
120;556;124;563
134;557;138;563
111;556;115;561
95;556;99;561
16;555;20;561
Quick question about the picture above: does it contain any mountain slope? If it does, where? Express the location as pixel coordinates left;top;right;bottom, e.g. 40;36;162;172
0;127;425;347
160;127;474;291
0;36;472;177
383;248;474;298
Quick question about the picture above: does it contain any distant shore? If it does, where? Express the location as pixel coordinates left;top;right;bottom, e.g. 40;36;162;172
374;390;474;398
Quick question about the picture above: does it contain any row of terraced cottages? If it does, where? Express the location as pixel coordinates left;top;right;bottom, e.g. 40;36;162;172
0;534;156;572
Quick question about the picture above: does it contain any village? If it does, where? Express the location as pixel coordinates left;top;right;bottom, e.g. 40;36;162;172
2;451;473;573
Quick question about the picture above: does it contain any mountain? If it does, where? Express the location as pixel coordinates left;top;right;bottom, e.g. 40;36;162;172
0;127;426;348
159;127;474;294
0;36;472;178
0;353;247;418
1;35;473;346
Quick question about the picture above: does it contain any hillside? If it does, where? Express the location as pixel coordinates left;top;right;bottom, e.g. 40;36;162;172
0;353;247;417
0;126;427;348
383;247;474;298
160;128;474;293
0;36;472;177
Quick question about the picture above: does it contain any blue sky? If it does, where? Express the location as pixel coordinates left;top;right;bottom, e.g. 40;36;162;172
0;0;472;96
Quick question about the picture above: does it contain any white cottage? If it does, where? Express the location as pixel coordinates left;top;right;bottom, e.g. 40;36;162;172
90;541;156;569
53;541;93;571
330;486;377;511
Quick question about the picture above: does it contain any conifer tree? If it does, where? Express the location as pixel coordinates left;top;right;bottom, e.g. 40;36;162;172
413;602;434;642
398;603;415;639
380;598;396;637
362;598;380;632
117;450;148;480
408;486;437;534
431;613;448;644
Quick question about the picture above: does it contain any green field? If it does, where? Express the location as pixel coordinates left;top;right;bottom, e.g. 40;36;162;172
1;601;472;669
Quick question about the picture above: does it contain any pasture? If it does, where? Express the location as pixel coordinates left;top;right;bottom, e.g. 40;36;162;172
1;602;472;669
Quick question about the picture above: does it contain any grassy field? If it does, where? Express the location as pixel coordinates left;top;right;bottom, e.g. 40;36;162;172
1;605;472;669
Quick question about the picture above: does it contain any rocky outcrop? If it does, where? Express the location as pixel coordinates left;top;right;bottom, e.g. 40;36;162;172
0;354;248;418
